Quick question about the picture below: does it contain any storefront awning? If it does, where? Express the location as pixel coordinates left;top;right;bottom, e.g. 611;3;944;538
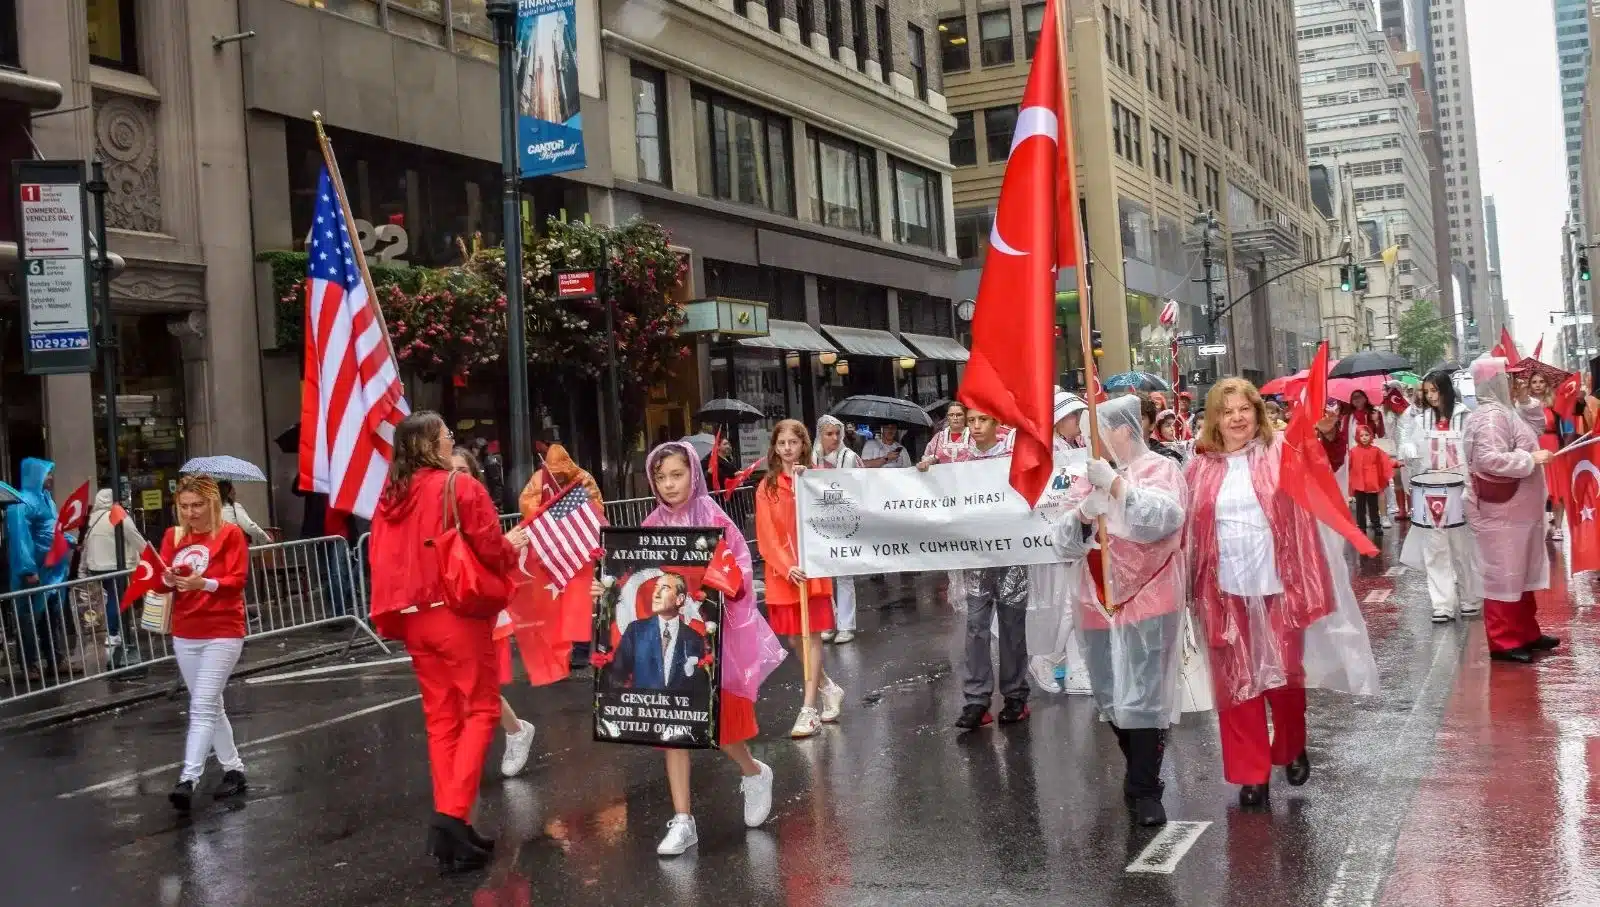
819;325;917;358
899;332;970;362
736;319;839;354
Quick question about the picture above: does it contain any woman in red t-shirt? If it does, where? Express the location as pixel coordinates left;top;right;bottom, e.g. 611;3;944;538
161;474;251;812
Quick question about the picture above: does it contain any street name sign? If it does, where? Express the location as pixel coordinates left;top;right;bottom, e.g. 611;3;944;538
1197;344;1228;356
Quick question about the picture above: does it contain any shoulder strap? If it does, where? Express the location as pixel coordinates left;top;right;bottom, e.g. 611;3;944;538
443;471;462;532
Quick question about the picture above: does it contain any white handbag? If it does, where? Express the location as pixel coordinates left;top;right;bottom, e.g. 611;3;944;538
140;591;173;635
1175;607;1214;715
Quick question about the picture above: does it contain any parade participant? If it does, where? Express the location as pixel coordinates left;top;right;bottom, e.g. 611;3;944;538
1463;358;1558;664
922;401;975;464
1185;378;1377;807
1382;384;1412;522
622;440;784;856
954;407;1031;729
814;415;862;644
1398;370;1482;623
756;419;845;737
1024;389;1090;695
1263;400;1289;433
1174;393;1197;439
161;475;251;811
369;411;530;871
218;480;273;546
861;422;912;467
1348;426;1395;539
80;487;146;666
1523;371;1569;541
5;457;71;678
1049;394;1188;827
516;442;603;670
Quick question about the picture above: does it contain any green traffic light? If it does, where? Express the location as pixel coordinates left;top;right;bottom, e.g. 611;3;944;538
1339;265;1351;292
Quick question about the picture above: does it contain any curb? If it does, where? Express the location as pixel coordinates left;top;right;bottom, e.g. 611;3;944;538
0;637;381;735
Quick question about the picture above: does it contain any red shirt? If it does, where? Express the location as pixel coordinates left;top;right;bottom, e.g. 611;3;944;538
160;523;249;639
1348;443;1395;494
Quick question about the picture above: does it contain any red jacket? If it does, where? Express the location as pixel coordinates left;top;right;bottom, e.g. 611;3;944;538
1348;443;1395;494
161;523;249;639
369;468;517;638
754;471;832;606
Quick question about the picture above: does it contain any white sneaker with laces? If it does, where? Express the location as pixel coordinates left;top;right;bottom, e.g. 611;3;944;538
820;630;836;643
819;679;845;722
740;761;774;827
790;706;823;738
833;629;855;644
1063;673;1093;695
657;814;698;856
1029;656;1062;694
500;719;537;777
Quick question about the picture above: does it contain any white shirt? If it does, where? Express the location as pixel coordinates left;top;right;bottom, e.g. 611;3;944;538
1215;453;1283;597
969;433;1015;460
658;613;681;665
862;438;912;467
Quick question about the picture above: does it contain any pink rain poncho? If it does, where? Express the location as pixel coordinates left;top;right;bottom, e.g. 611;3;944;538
641;442;787;701
1462;358;1551;601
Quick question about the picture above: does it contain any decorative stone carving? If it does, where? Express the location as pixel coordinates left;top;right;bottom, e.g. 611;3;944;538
111;266;205;310
93;92;162;233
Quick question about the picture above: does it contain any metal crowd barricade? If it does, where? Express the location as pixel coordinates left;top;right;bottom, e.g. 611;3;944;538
241;536;387;652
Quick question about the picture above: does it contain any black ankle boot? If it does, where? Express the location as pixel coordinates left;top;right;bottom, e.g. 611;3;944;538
1239;783;1269;808
427;814;490;872
1285;750;1311;787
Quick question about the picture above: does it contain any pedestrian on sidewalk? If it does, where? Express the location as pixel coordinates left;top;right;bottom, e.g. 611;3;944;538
1050;394;1191;827
1397;370;1482;623
813;415;862;645
1348;426;1395;540
369;411;530;872
1021;389;1090;696
1463;358;1559;665
5;457;71;680
80;487;146;665
218;481;273;546
756;420;845;739
617;440;784;857
161;475;251;811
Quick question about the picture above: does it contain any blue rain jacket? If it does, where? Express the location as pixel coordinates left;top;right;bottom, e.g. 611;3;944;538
5;458;66;596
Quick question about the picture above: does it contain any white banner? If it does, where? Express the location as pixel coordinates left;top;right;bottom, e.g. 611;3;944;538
795;453;1087;578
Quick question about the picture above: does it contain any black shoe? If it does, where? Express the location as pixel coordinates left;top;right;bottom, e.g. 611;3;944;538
1133;797;1167;827
1238;784;1269;808
1490;648;1534;664
1530;635;1562;651
426;814;491;873
1284;751;1311;787
465;824;496;853
954;703;993;730
169;780;195;811
213;770;248;799
996;698;1030;724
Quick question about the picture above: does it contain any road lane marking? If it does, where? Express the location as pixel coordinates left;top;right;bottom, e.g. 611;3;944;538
1384;567;1405;577
1363;589;1391;604
56;694;422;800
244;655;413;685
1125;821;1211;873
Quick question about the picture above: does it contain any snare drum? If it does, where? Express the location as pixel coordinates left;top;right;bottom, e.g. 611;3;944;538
1409;471;1466;529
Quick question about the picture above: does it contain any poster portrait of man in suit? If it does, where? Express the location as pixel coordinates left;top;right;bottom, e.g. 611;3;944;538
610;572;707;691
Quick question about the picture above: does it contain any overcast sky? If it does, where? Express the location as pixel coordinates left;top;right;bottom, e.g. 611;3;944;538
1465;0;1569;351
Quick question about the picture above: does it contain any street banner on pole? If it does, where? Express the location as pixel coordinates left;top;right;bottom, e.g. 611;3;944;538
795;452;1087;579
515;0;586;178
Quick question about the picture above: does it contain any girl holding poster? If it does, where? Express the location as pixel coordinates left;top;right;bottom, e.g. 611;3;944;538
757;419;846;739
606;441;785;857
813;415;862;645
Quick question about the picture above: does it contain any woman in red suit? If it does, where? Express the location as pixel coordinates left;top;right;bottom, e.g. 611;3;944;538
370;411;529;871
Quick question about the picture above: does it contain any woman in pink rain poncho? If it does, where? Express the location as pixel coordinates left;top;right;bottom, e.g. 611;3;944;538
1462;357;1559;664
1048;394;1192;827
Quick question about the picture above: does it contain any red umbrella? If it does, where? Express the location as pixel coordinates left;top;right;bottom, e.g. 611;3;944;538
1260;371;1306;396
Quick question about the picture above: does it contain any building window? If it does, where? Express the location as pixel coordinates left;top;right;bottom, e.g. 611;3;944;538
1023;2;1045;58
632;63;670;187
876;5;892;83
908;24;928;99
1151;128;1172;182
890;158;943;250
825;0;843;57
852;0;869;70
939;15;970;72
692;88;795;216
798;0;815;46
0;0;18;68
984;105;1017;163
87;0;139;71
1179;147;1197;196
950;112;977;166
810;130;878;235
979;9;1013;66
1111;100;1142;166
1203;164;1219;210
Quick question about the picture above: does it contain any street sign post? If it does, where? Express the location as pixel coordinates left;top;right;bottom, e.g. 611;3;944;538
13;160;94;375
1198;343;1228;357
1176;333;1209;347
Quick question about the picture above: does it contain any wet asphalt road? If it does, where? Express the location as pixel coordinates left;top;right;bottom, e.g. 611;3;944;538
0;527;1586;906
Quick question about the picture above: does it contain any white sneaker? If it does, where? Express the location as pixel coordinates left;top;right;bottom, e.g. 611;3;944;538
820;630;836;643
500;719;536;777
1461;603;1482;617
657;814;698;856
1381;515;1393;529
1029;656;1062;694
739;760;774;827
833;629;855;644
1063;674;1093;696
1431;611;1455;623
789;706;823;738
819;679;845;722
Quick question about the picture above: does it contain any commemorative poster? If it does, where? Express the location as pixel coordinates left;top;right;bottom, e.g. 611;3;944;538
515;0;586;178
590;528;724;749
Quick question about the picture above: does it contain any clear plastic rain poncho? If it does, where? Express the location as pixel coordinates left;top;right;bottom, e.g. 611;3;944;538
1462;356;1551;601
1024;390;1091;689
1048;396;1199;728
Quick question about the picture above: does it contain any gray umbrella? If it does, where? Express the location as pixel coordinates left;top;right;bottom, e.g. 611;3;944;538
696;398;765;425
1328;351;1411;378
0;483;20;507
829;395;935;428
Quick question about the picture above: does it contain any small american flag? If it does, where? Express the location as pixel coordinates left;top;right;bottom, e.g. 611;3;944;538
527;482;603;588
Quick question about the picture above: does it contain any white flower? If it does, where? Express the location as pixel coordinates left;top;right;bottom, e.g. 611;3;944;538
601;574;617;588
704;621;718;635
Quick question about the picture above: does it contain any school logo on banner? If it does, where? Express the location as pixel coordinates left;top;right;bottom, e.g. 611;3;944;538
804;482;862;541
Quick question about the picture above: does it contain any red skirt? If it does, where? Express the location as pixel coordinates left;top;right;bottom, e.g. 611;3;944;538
497;637;514;686
767;596;834;636
719;693;758;746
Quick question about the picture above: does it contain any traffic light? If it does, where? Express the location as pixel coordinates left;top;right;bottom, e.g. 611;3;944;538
1339;265;1352;292
1353;265;1369;292
1580;255;1591;282
1090;329;1104;358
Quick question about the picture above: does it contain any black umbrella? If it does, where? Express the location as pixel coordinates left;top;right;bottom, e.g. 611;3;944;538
829;395;934;428
1328;351;1410;378
696;398;765;425
274;423;300;454
1429;360;1463;375
922;399;953;417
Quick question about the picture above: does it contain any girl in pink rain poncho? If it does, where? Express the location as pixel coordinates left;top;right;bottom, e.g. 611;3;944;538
1462;357;1559;664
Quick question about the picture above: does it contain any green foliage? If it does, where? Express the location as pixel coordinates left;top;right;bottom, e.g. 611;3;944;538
1394;299;1452;371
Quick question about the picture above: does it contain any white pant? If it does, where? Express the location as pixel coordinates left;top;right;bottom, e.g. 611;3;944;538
832;576;856;632
1423;528;1481;618
173;637;245;782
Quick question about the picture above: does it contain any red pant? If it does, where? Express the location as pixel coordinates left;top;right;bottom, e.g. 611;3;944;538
1484;591;1542;653
1217;686;1307;785
401;605;501;820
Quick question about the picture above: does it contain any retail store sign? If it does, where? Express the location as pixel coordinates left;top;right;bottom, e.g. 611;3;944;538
13;160;94;375
555;269;599;299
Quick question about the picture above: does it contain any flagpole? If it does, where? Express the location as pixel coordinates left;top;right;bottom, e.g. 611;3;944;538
312;112;402;376
1053;6;1114;609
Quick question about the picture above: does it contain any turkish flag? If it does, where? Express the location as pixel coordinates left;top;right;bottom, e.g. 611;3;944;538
1555;372;1584;432
1555;435;1600;572
1283;342;1379;556
44;481;90;568
1492;327;1522;362
957;0;1070;506
120;543;168;610
701;537;744;598
1532;336;1545;362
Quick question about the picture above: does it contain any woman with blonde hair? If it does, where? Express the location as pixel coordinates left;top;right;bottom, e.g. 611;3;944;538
1184;378;1378;807
755;418;845;738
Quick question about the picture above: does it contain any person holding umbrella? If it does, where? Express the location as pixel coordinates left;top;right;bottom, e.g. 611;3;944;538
861;423;912;467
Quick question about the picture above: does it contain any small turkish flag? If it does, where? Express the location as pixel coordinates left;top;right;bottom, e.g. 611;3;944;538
1555;435;1600;573
1555;372;1583;428
120;543;169;610
108;503;128;526
44;481;90;568
701;537;744;599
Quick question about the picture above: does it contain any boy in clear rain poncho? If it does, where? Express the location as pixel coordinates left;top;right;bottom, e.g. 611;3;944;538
1048;394;1190;827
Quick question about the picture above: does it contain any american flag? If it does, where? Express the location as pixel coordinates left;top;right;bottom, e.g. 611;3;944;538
527;481;604;588
298;164;408;519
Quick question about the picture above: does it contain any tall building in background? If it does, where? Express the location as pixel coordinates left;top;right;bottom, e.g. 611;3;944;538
1555;0;1590;218
1484;195;1510;347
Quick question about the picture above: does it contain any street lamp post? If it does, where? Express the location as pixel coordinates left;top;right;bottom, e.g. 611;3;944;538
488;0;533;505
86;161;125;571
